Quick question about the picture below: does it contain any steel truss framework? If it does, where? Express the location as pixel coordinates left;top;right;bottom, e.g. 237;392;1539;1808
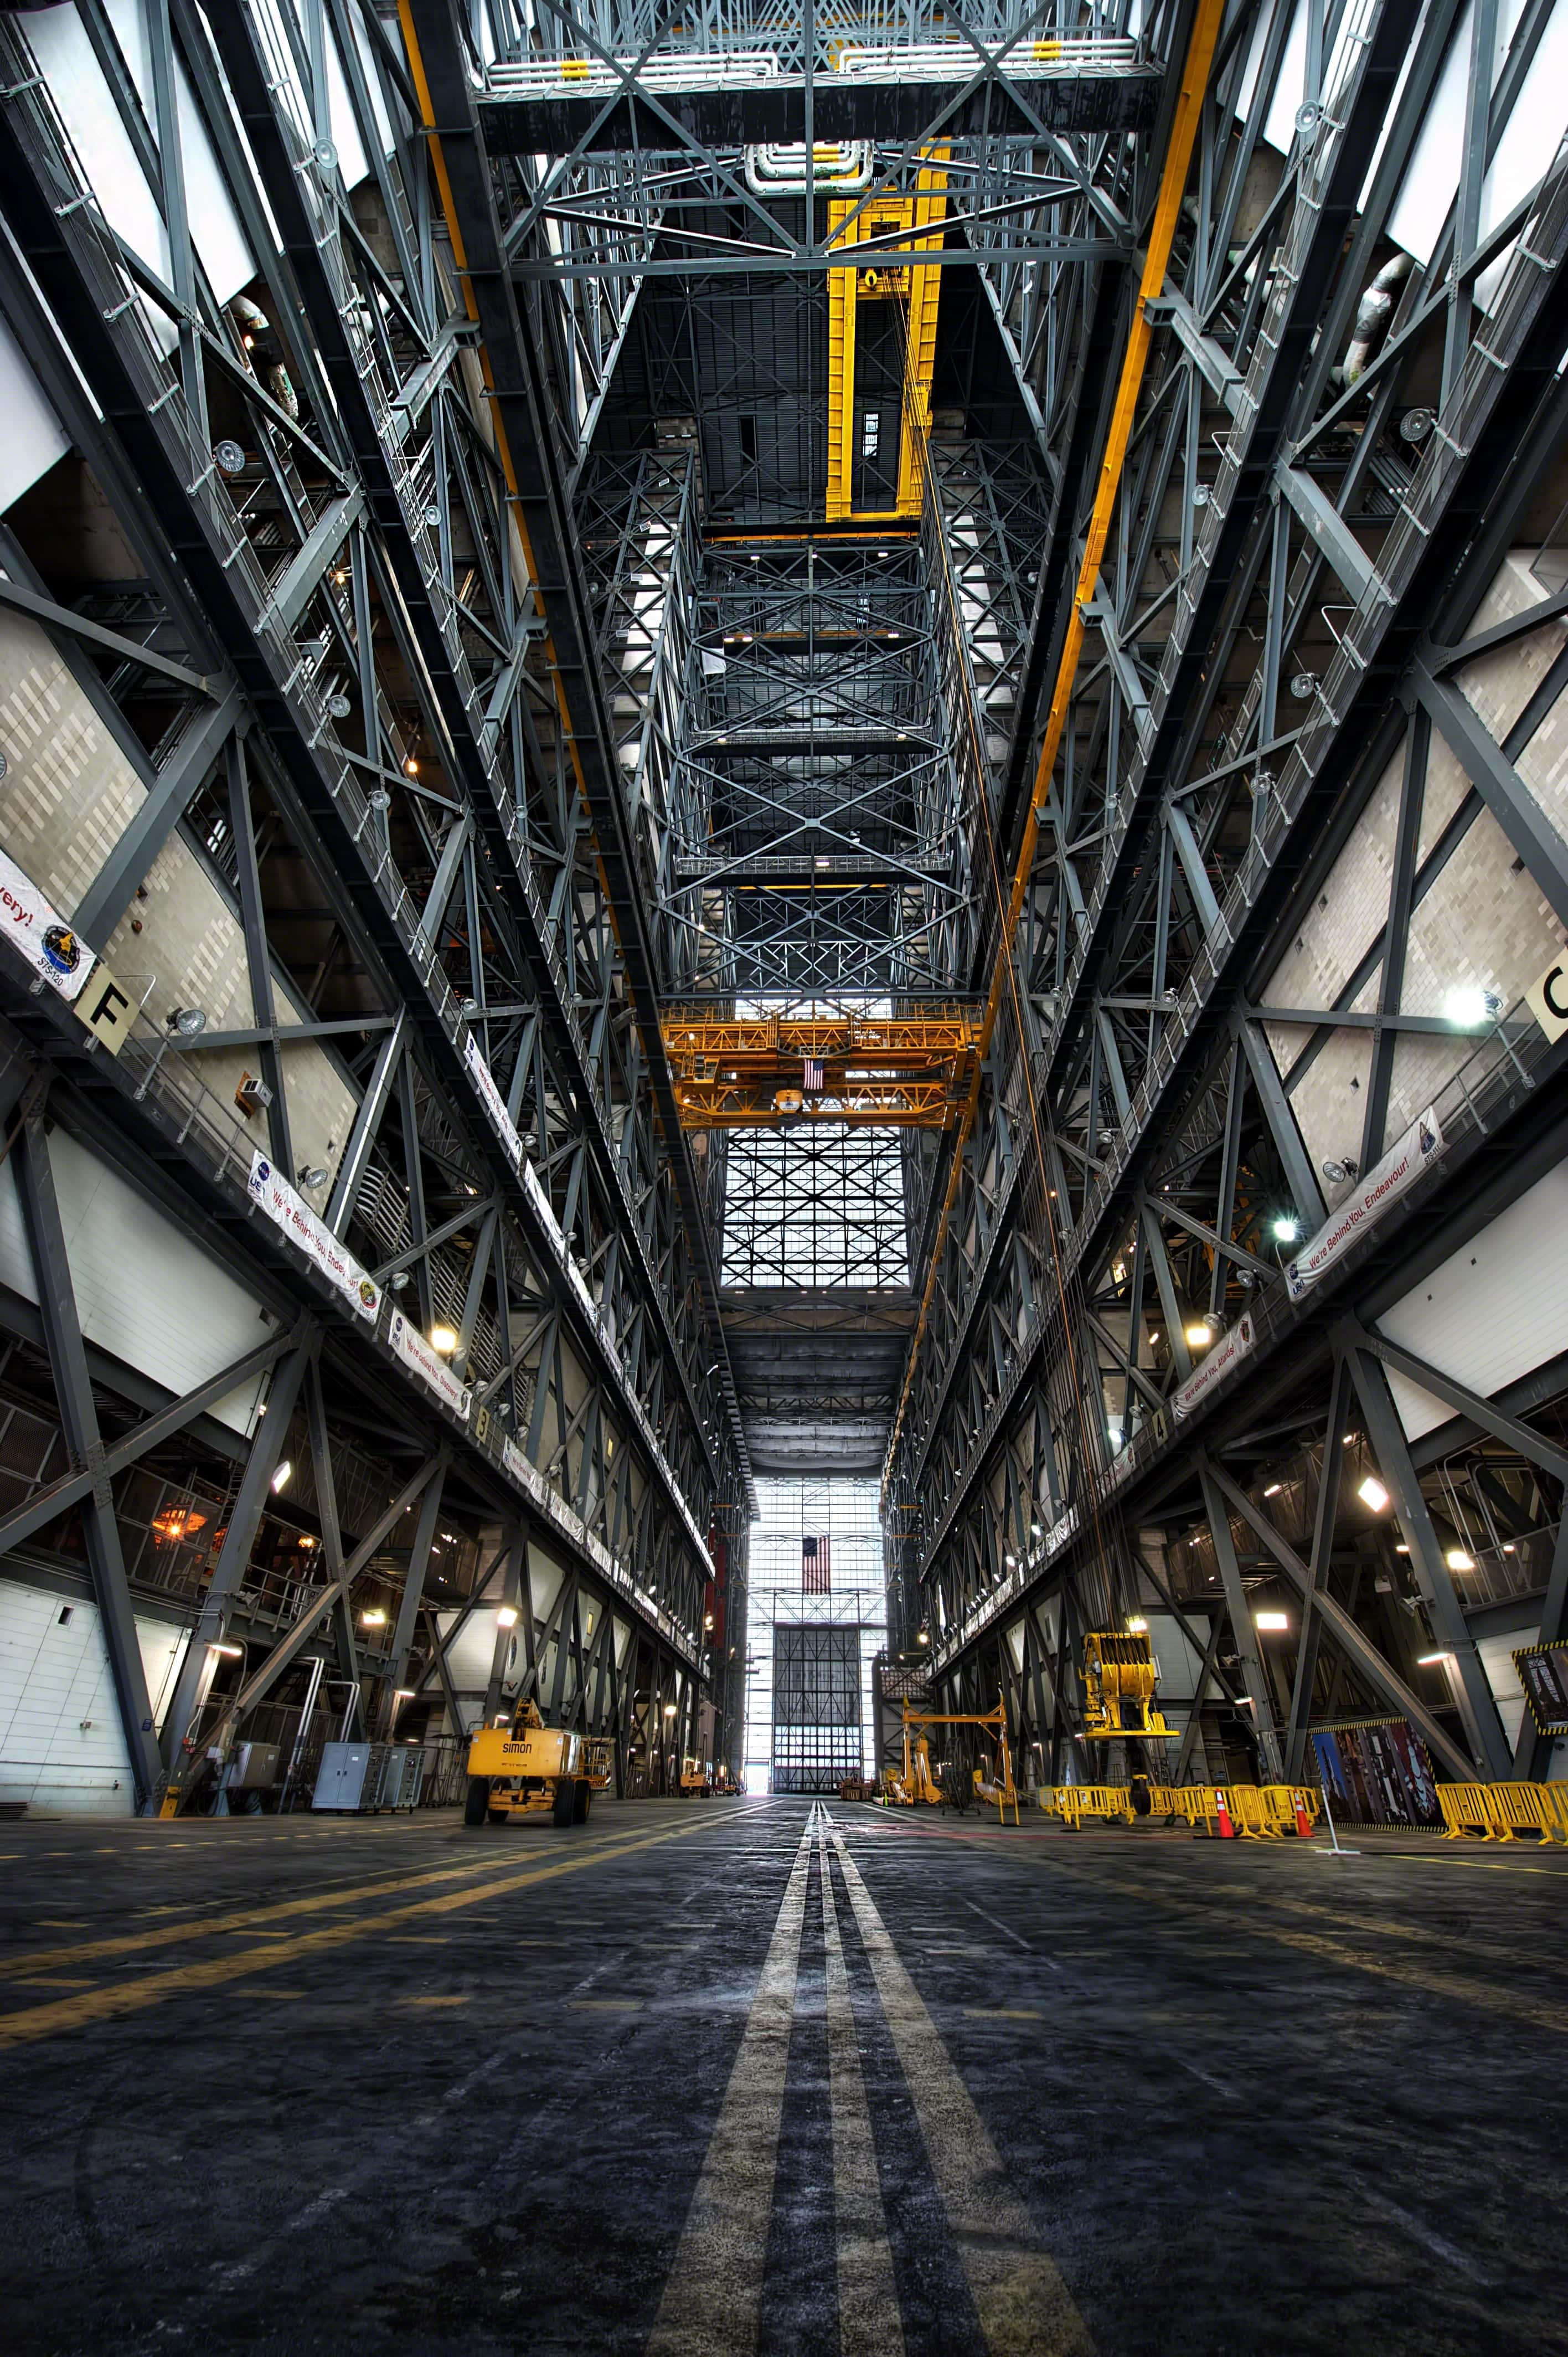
0;0;751;1800
1;0;1560;1811
886;0;1568;1788
412;0;1188;1499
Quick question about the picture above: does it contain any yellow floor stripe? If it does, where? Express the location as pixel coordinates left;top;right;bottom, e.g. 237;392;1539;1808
832;1825;1095;2357
1036;1855;1566;2036
645;1814;814;2357
1159;1877;1533;1969
0;1819;714;2046
0;1821;667;1981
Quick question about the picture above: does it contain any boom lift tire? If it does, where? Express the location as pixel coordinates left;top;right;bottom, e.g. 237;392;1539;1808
464;1776;490;1827
552;1777;576;1827
487;1805;509;1824
572;1778;592;1824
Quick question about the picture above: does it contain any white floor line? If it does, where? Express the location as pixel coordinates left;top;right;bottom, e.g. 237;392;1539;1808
644;1808;817;2356
818;1820;906;2357
829;1822;1097;2357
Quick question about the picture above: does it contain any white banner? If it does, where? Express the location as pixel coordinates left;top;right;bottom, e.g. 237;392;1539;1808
502;1432;547;1506
1173;1313;1255;1419
387;1306;472;1421
463;1034;525;1170
0;848;94;1000
247;1153;379;1321
1286;1110;1445;1300
523;1158;564;1249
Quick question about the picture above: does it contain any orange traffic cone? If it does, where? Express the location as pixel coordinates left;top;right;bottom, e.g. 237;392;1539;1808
1215;1788;1235;1839
1294;1791;1315;1839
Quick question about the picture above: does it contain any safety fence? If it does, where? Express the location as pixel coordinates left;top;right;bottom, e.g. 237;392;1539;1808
1039;1781;1568;1844
1437;1783;1568;1844
1039;1784;1320;1837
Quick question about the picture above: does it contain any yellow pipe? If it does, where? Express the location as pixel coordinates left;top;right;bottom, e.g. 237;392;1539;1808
883;0;1227;1488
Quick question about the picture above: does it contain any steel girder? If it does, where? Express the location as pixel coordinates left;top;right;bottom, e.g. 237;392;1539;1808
399;0;756;1511
892;0;1568;1780
0;1;746;1778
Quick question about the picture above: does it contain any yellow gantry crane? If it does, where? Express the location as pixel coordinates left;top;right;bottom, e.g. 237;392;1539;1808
886;1695;1019;1823
660;1001;982;1130
826;148;949;521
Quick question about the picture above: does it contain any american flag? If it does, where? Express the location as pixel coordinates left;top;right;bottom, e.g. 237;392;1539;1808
802;1533;832;1593
803;1057;825;1092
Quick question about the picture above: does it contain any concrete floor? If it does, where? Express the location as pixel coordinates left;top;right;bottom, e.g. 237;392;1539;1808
0;1796;1564;2356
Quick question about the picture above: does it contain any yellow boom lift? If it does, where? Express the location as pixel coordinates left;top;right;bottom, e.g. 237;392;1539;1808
464;1699;612;1827
1080;1632;1174;1740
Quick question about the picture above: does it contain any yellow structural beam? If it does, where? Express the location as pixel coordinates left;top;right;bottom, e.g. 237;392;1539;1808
826;152;948;523
883;0;1227;1488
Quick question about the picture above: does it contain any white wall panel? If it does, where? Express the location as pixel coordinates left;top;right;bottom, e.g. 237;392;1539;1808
0;1130;269;1435
101;0;255;302
26;7;176;356
435;1606;502;1700
27;4;255;316
1477;1626;1535;1748
1147;1610;1210;1701
1375;1162;1568;1438
0;316;69;514
0;1577;188;1815
1384;0;1566;289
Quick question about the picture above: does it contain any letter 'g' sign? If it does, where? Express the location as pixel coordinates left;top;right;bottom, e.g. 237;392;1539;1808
1526;954;1568;1046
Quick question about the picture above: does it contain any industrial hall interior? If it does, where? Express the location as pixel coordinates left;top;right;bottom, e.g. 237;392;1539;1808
1;0;1567;2350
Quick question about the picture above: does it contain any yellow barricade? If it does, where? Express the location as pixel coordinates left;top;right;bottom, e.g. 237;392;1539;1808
1156;1785;1319;1834
1038;1784;1321;1834
1263;1785;1319;1834
1438;1781;1568;1841
1537;1785;1568;1845
1226;1785;1279;1839
1038;1784;1138;1828
1163;1785;1220;1828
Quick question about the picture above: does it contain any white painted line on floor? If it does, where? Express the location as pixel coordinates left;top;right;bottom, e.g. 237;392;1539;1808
1362;2189;1490;2282
963;1896;1050;1960
645;1809;815;2357
829;1820;1096;2357
818;1820;905;2357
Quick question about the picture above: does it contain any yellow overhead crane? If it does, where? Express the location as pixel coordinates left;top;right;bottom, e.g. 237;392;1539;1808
661;1001;982;1130
464;1699;612;1826
886;1695;1019;1823
827;148;949;521
1080;1631;1175;1742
